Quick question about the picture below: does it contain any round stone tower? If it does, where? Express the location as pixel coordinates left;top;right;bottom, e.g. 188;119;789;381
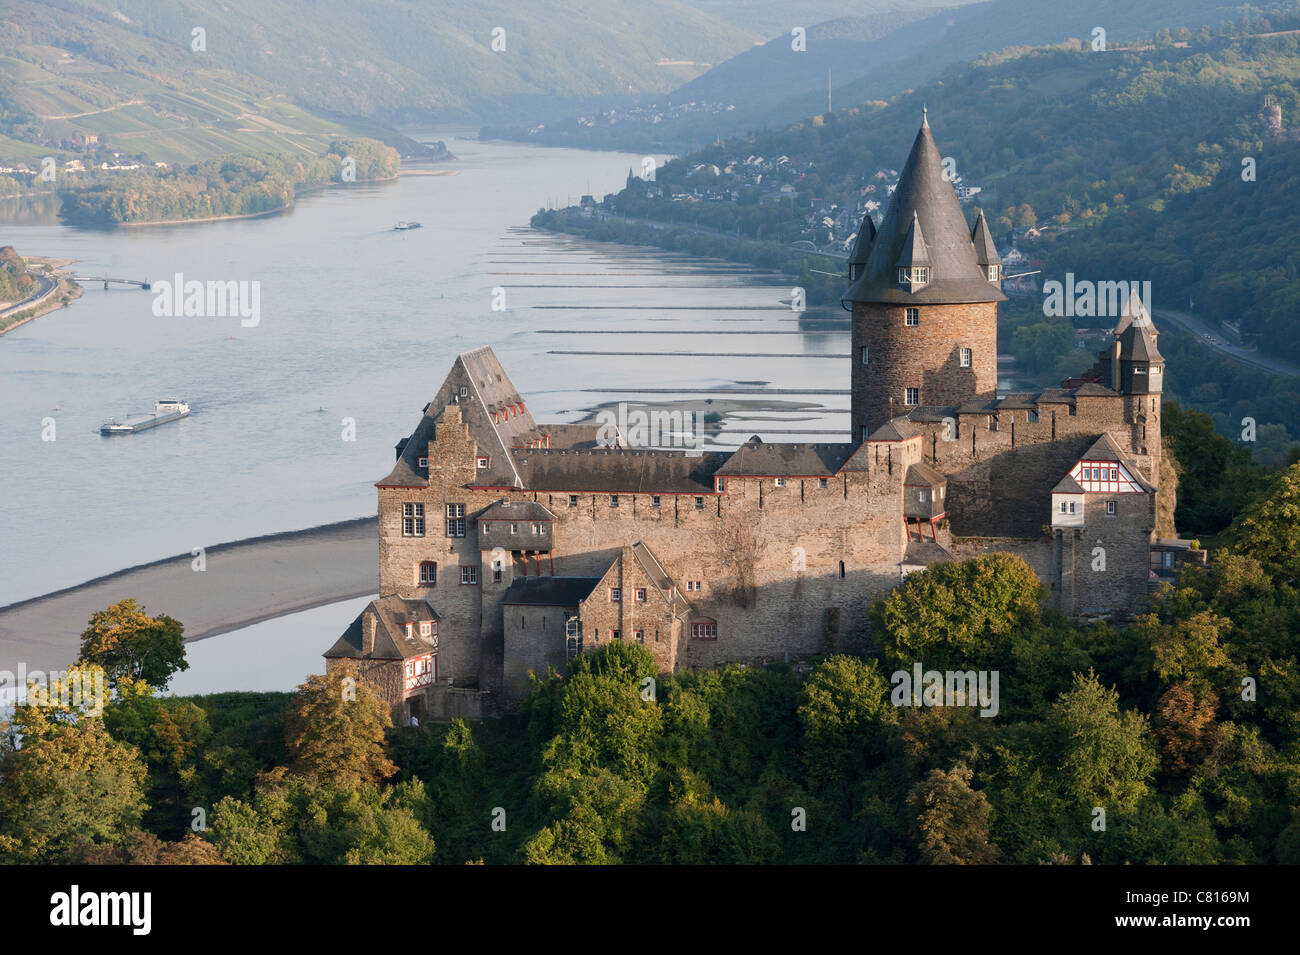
843;113;1007;441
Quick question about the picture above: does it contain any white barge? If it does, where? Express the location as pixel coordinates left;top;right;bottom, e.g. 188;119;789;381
101;398;190;435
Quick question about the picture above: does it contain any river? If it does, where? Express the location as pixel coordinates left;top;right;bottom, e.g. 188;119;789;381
0;128;851;692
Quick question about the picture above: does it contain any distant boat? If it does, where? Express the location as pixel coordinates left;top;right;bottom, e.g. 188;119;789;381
394;221;422;231
101;398;190;435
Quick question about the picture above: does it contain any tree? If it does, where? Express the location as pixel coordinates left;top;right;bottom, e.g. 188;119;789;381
1047;671;1158;811
798;656;895;789
871;554;1045;672
1230;462;1300;582
907;764;999;864
283;664;396;787
77;599;187;691
0;696;148;863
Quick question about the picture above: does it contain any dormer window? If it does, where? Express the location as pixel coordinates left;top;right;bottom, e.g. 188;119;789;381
987;264;1001;282
418;456;428;468
458;386;468;397
476;456;489;469
897;266;930;287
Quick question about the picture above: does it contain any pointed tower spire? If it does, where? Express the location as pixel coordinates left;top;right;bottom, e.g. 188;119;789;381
843;115;1005;305
848;211;876;282
971;208;1001;282
896;211;931;268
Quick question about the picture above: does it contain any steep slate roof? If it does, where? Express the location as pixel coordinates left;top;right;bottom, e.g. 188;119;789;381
631;542;693;616
324;597;439;661
478;499;556;523
507;448;727;493
971;209;1001;267
895;212;932;268
1052;474;1085;494
379;347;535;489
844;115;1006;306
848;212;876;267
902;540;955;566
715;437;856;476
1076;433;1155;491
1116;295;1162;363
503;576;602;607
1071;381;1119;397
904;462;947;486
867;417;919;441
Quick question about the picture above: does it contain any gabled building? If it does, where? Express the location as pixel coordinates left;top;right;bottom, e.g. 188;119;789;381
326;112;1184;716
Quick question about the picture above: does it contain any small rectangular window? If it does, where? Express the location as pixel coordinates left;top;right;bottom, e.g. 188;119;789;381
419;561;437;585
905;388;919;406
610;495;619;508
774;478;787;488
819;478;828;489
635;588;646;602
860;345;869;365
960;347;972;368
611;629;622;641
458;385;468;397
905;307;919;326
1106;500;1117;515
476;456;489;469
651;495;661;508
569;495;579;507
715;477;727;492
418;456;428;468
691;622;717;640
509;522;518;534
695;496;705;510
610;587;621;602
532;522;543;534
634;630;644;644
460;566;478;585
419;621;432;638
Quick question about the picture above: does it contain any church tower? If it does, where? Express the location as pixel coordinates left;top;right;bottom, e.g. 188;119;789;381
844;113;1006;440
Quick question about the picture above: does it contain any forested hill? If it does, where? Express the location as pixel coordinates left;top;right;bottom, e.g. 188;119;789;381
564;29;1300;346
6;0;759;127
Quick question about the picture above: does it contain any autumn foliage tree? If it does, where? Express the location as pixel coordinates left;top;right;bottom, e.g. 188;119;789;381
77;598;188;691
283;663;396;788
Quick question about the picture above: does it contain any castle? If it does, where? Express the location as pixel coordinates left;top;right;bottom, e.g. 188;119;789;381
324;116;1203;722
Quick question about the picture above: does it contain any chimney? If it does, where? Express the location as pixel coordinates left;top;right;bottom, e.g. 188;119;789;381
362;611;377;656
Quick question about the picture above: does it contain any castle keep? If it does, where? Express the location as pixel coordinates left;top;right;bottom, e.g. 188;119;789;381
325;116;1197;721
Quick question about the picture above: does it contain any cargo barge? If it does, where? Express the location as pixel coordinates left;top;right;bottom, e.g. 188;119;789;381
101;398;190;435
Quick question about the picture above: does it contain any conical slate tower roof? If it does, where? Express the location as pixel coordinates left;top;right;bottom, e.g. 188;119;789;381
844;115;1006;305
848;212;876;267
1115;291;1162;363
971;209;1000;267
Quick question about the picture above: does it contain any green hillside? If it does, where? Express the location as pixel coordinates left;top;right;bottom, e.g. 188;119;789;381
501;0;1300;150
0;1;391;167
32;0;760;123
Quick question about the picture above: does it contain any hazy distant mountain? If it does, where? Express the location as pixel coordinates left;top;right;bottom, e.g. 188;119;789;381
20;0;762;124
503;0;1300;149
677;0;973;36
